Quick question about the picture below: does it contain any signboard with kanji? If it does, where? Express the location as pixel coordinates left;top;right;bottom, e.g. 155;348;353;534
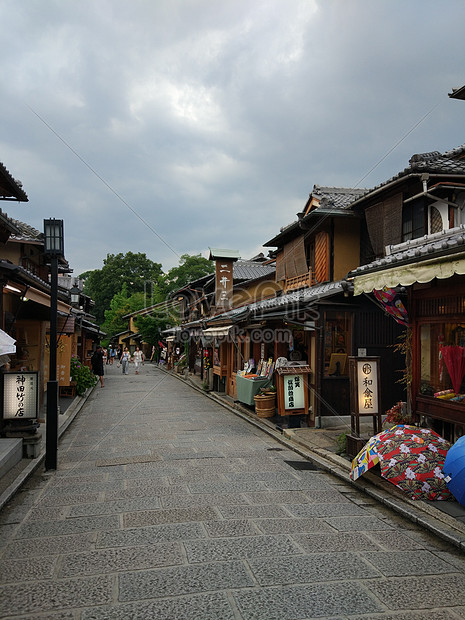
3;372;39;419
284;374;305;410
348;356;382;436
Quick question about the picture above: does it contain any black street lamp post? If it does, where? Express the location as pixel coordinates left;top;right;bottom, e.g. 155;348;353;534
43;218;64;471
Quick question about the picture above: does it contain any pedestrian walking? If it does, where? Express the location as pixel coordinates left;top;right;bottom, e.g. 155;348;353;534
117;346;123;365
133;346;144;374
121;347;131;375
110;346;116;364
91;345;105;387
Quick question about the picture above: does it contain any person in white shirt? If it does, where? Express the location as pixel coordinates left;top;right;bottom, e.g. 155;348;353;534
133;347;144;374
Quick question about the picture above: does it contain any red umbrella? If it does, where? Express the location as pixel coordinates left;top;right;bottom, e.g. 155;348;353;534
377;427;452;500
440;345;465;395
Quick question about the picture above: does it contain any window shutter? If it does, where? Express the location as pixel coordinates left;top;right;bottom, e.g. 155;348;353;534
314;231;329;283
283;236;307;278
275;251;285;282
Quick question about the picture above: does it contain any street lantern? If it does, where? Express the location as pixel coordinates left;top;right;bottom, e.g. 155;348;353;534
43;219;64;255
43;218;64;471
70;283;81;306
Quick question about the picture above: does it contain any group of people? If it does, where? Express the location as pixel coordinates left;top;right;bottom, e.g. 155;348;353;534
91;345;145;386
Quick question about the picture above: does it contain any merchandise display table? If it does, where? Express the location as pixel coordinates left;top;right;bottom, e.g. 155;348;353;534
236;375;271;406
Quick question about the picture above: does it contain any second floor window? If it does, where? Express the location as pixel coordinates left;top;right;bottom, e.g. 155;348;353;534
402;199;426;241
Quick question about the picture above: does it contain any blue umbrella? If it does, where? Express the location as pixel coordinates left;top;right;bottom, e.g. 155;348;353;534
443;435;465;505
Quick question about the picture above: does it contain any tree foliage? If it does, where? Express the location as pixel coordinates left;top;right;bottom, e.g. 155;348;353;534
164;253;214;293
81;252;162;323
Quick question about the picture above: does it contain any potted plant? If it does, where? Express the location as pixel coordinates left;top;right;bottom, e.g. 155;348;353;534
383;401;412;427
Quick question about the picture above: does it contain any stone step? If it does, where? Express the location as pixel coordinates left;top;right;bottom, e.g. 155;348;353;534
0;438;22;478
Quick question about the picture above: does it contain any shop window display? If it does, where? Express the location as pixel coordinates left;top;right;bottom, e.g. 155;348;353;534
420;322;465;400
324;312;351;376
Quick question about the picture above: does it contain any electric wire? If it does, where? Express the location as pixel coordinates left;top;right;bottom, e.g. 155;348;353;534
25;104;181;260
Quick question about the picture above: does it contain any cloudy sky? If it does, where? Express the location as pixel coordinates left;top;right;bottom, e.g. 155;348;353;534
1;0;465;276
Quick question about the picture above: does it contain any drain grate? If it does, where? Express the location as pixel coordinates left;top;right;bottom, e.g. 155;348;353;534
267;448;284;451
284;460;320;471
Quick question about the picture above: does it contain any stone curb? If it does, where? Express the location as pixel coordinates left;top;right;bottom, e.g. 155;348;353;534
0;385;97;512
167;368;465;551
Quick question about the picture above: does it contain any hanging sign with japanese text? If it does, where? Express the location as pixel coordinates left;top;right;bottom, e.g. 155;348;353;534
355;359;379;414
284;374;305;410
215;259;234;310
3;372;39;419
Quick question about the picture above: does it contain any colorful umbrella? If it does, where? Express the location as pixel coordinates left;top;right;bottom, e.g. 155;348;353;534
350;425;421;481
377;427;452;500
443;435;465;505
439;345;465;395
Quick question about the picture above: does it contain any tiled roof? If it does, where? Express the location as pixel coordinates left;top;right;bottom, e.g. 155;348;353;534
207;281;343;323
352;145;465;204
0;162;28;202
312;185;366;211
233;260;275;281
348;225;465;277
8;217;42;242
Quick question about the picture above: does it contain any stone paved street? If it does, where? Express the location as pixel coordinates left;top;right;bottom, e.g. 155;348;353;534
1;363;465;618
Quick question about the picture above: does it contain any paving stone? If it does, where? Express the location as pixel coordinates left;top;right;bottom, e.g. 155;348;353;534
303;489;353;503
244;490;313;504
349;612;462;620
160;492;249;508
38;492;102;506
58;542;184;577
218;505;289;519
203;519;259;537
119;561;253;601
292;531;387;553
284;502;365;518
325;515;395;531
233;582;383;619
185;534;298;562
0;555;57;583
2;532;97;558
10;612;76;620
0;575;113;616
366;573;465;610
248;552;380;585
96;522;206;548
16;514;120;539
262;477;334;491
104;484;188;499
123;506;217;527
187;480;267;493
363;530;430;551
361;549;458;577
68;496;162;517
81;592;236;620
255;517;334;535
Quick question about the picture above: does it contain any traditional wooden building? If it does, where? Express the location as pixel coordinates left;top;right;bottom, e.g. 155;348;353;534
348;145;465;442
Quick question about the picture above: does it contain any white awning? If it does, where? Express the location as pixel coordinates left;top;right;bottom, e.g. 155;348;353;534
25;286;71;313
353;256;465;295
202;325;233;337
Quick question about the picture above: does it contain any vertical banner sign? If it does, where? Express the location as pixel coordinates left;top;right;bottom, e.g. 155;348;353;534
3;372;39;419
44;334;72;386
284;374;305;410
356;359;379;414
215;260;234;310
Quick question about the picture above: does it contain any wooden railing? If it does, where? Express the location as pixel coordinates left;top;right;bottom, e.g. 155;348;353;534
284;271;315;292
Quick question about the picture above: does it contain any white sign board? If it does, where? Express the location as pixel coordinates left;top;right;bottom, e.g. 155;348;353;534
356;360;379;414
3;372;38;419
284;374;305;410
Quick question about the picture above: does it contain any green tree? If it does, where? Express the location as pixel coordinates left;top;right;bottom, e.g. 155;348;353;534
80;252;162;323
164;254;214;293
101;285;146;339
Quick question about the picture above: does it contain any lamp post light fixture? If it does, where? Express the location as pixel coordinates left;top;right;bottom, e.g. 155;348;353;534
43;218;64;471
70;283;81;306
